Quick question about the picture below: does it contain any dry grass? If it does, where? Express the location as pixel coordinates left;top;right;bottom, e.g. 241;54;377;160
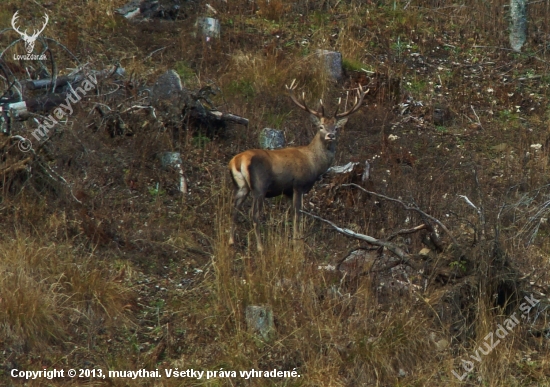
206;191;437;386
0;236;134;355
2;0;550;385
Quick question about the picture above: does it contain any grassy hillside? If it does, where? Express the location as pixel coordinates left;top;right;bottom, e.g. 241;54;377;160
2;0;550;385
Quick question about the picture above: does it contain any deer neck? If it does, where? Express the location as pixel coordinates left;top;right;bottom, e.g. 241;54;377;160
307;132;336;173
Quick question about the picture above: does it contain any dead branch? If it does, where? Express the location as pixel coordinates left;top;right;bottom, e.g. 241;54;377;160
42;37;81;65
387;224;429;241
26;75;80;91
416;211;445;252
300;209;409;260
458;194;484;243
208;110;249;126
121;105;156;114
36;159;82;204
180;85;249;128
9;135;82;204
44;46;57;94
26;65;120;91
342;183;460;248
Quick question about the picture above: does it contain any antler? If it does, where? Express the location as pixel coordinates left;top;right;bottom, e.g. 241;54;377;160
11;11;26;37
285;79;325;118
334;86;369;118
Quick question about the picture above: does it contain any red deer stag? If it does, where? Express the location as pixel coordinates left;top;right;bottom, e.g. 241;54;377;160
228;80;367;251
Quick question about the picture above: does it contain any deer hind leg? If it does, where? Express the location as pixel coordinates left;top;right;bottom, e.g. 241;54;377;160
229;185;249;246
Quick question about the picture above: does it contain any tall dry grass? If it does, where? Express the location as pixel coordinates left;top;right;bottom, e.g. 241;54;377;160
0;236;134;355
171;185;443;386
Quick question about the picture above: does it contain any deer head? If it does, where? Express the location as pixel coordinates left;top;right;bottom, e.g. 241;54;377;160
12;11;49;54
285;79;368;146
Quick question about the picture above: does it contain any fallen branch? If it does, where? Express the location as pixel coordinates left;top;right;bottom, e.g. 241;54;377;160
180;85;249;127
208;110;249;126
342;183;460;248
9;135;82;204
36;159;83;204
387;224;428;241
25;65;122;91
300;210;409;260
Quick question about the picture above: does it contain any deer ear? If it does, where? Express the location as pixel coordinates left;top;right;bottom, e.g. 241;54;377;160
335;117;348;128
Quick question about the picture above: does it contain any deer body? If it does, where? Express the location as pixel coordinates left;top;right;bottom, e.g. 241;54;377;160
229;81;366;251
232;132;335;197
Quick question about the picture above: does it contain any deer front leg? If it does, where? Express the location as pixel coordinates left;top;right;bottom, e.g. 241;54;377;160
292;190;303;242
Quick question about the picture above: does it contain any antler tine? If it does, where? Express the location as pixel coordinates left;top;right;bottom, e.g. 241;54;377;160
288;78;297;90
335;86;369;118
333;96;342;118
286;80;324;118
285;80;307;111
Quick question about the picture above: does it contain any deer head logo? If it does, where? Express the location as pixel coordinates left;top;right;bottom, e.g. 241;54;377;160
11;11;49;54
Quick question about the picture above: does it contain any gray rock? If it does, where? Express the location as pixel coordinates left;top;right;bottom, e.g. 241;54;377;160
116;0;141;19
158;152;182;169
152;70;183;103
316;50;343;81
328;161;358;174
245;305;275;342
259;128;285;149
197;17;220;39
116;0;182;21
